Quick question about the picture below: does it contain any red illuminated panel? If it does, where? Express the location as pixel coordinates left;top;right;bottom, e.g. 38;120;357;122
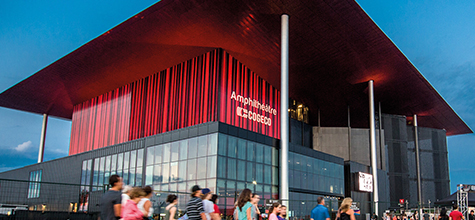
218;51;280;139
69;86;131;155
128;49;220;140
69;49;279;155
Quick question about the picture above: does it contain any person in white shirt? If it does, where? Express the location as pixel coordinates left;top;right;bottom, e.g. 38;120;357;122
137;186;154;218
201;188;219;220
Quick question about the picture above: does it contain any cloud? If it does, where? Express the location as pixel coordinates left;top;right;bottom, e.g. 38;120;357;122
14;141;33;152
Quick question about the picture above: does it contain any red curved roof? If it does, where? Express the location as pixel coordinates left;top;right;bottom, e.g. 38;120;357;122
0;0;471;135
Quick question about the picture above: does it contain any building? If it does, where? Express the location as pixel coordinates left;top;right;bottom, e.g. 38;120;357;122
0;0;471;219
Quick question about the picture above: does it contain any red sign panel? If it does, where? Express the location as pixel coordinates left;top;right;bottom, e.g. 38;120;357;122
218;52;280;139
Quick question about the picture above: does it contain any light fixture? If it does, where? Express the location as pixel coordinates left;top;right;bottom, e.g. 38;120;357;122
252;181;257;185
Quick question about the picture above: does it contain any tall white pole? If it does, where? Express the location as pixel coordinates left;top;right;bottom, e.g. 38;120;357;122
414;114;423;220
369;80;379;214
280;14;290;206
38;113;48;163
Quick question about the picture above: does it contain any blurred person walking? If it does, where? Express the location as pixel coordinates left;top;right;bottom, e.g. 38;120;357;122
250;194;261;220
268;203;282;220
186;185;206;220
311;197;330;220
137;186;154;219
202;188;219;220
335;198;355;220
122;187;147;220
210;194;221;219
236;189;254;220
279;205;287;220
450;205;465;220
165;194;179;220
438;208;448;220
101;174;124;220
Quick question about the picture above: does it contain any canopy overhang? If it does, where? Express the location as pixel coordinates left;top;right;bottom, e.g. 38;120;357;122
0;0;471;135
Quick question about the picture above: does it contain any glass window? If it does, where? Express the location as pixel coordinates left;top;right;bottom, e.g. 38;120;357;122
217;157;226;178
105;156;111;182
247;163;254;182
217;179;226;196
169;183;177;192
198;136;208;157
145;166;153;185
272;167;278;185
272;148;278;166
86;159;92;186
264;165;272;184
178;161;187;182
228;136;237;158
117;153;124;173
187;159;197;180
227;181;236;197
237;160;246;181
218;134;227;156
137;149;144;168
256;164;263;183
255;144;263;163
111;154;117;174
130;150;137;168
208;133;218;155
99;157;105;187
146;147;154;166
197;157;207;179
162;163;170;183
178;182;187;192
237;139;246;160
163;144;170;163
124;152;130;169
136;166;143;186
81;161;87;185
129;169;135;186
170;162;178;182
237;182;246;191
171;142;179;162
207;156;216;178
227;158;236;180
179;140;188;160
207;179;216;193
188;138;198;159
247;142;255;161
264;146;272;165
153;164;162;184
154;145;162;164
93;158;100;187
123;169;129;185
288;153;294;170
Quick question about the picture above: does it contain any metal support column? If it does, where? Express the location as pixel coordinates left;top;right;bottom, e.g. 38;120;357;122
378;102;384;170
38;113;48;163
414;115;422;220
348;106;351;161
369;80;379;214
280;14;290;206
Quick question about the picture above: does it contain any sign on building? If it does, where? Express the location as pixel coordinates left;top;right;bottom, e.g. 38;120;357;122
357;172;373;192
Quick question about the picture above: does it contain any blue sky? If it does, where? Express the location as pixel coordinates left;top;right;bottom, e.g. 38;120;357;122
0;1;474;194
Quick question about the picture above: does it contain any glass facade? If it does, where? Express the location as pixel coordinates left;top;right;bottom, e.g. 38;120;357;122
216;133;279;215
80;159;92;211
289;152;344;195
288;192;339;219
28;170;42;199
89;148;144;191
79;129;345;218
143;133;217;193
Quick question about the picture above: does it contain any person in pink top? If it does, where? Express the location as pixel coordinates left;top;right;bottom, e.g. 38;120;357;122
449;205;465;220
268;203;282;220
122;187;146;220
